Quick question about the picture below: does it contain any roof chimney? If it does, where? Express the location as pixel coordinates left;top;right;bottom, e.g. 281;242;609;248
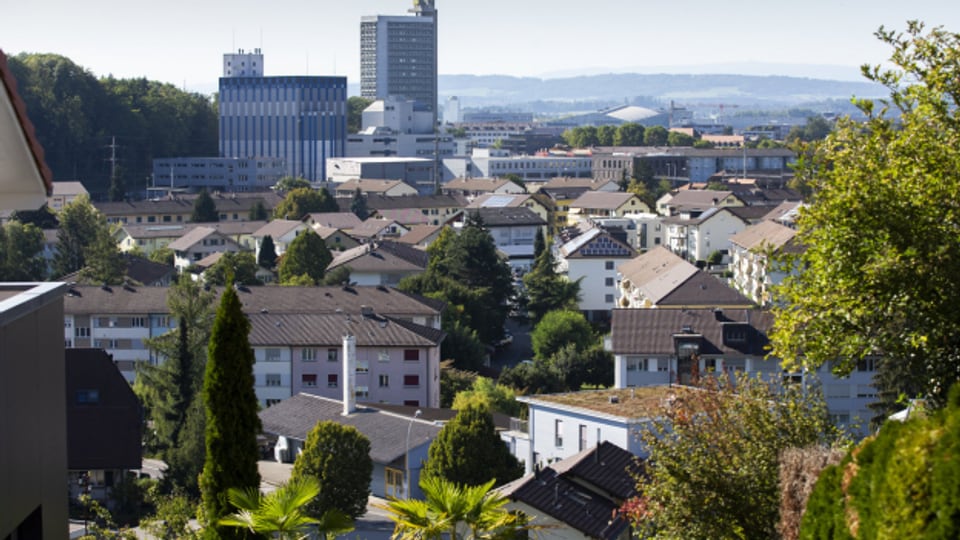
342;335;356;415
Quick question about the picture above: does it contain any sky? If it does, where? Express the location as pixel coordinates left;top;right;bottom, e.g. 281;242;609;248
4;0;960;95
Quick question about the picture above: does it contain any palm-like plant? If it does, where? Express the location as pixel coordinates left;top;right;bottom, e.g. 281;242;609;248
219;477;354;540
380;476;526;540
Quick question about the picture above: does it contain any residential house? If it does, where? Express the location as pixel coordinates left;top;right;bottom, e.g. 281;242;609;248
115;223;196;255
557;227;636;322
608;308;876;429
661;206;747;263
304;211;364;231
327;240;428;287
499;442;641;540
461;207;548;272
533;176;621;193
248;309;444;408
728;219;800;306
335;179;418;198
443;177;525;199
656;189;745;217
47;181;88;211
167;226;245;273
567;191;651;227
65;349;142;504
312;225;361;252
96;191;283;225
325;156;436;194
616;247;753;309
1;47;69;539
63;284;445;383
349;218;410;243
536;187;590;235
396;224;444;248
339;194;467;227
259;393;441;499
372;208;433;228
467;193;552;230
251;219;312;262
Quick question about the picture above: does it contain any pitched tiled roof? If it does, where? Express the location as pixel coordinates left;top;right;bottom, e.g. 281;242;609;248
252;219;305;239
338;179;407;193
726;204;776;223
610;308;773;356
729;219;797;251
443;177;513;192
247;312;444;347
396;224;443;245
467;193;535;209
258;393;442;464
656;271;755;308
542;177;616;190
349;218;400;238
0;49;53;200
305;212;364;230
64;284;443;317
95;192;283;218
375;208;432;226
665;189;740;207
468;207;546;227
340;194;467;211
560;228;636;259
570;191;637;210
328;241;428;273
552;441;643;501
618;247;698;304
166;226;219;251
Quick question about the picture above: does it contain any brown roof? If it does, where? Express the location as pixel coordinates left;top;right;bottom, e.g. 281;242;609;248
328;241;428;273
518;386;691;419
618;247;698;304
542;177;616;189
665;189;741;207
570;191;638;210
252;219;305;239
467;193;537;209
306;212;364;230
729;219;797;251
349;218;401;238
337;179;408;193
396;224;443;245
655;271;755;308
166;226;220;251
610;308;773;356
469;207;546;227
248;312;443;347
342;194;468;211
443;177;513;192
0;49;53;202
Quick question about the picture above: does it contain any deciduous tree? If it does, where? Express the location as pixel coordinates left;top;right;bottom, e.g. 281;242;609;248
0;221;47;280
643;125;669;146
530;309;594;361
53;194;106;277
423;403;522;488
205;251;260;286
278;230;332;285
273;187;338;220
614;123;645;146
290;421;373;521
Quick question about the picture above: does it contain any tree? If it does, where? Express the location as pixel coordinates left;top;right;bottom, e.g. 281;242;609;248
191;189;220;223
205;251;261;286
220;476;354;540
423;403;522;488
108;163;126;202
380;476;528;540
53;194;106;277
562;126;598;148
452;376;522;417
347;96;373;134
643;125;669;146
290;421;373;521
79;225;126;285
273;176;312;192
350;187;369;220
440;319;486;372
786;116;833;143
274;187;338;220
200;285;261;537
769;22;960;407
278;230;332;285
248;200;268;221
614;122;645;146
596;125;616;146
11;204;58;229
548;343;614;391
321;265;351;286
440;366;478;408
627;374;843;540
258;235;278;269
497;360;565;395
530;309;594;361
522;241;581;324
149;246;175;267
533;227;545;261
667;130;695;146
0;221;47;280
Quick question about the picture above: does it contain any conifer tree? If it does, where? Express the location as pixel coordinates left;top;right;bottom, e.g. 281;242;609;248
200;286;261;538
423;402;522;488
350;187;369;220
191;189;219;222
258;235;278;269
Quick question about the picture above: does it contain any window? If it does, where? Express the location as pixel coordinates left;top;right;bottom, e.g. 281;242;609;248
857;358;876;372
301;374;317;387
155;316;169;328
605;261;615;270
327;348;338;362
76;389;100;404
265;374;281;387
356;360;369;374
579;424;588;451
554;419;564;447
385;467;404;499
605;294;615;303
302;348;317;362
605;277;615;287
404;349;420;362
75;327;90;338
64;319;72;329
355;386;370;399
266;399;281;407
377;374;390;388
131;317;146;328
403;375;420;387
265;349;282;362
327;374;338;388
404;400;420;407
378;350;390;362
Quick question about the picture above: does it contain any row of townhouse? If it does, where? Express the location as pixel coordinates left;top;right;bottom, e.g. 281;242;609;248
62;284;446;408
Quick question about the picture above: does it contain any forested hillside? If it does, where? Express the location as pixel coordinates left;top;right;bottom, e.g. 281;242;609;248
8;53;218;199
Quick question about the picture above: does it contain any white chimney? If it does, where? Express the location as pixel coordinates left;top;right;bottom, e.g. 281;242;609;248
342;335;356;415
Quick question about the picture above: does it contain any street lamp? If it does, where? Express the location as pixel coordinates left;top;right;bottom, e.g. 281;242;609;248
405;409;423;498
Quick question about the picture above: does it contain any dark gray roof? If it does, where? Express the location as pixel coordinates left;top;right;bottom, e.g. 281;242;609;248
726;204;777;223
468;207;546;227
258;393;442;464
247;312;444;347
610;308;773;356
329;240;429;273
95;192;283;217
64;284;444;318
552;441;644;501
656;271;755;308
339;194;467;211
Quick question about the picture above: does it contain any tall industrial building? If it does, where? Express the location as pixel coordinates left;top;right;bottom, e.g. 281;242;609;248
360;0;438;128
219;49;347;182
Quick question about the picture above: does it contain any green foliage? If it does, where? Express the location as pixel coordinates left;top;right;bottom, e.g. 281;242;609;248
191;189;220;223
248;199;268;221
200;286;261;537
77;495;138;539
205;251;261;286
596;125;616;146
692;139;715;148
347;96;374;134
278;231;332;285
321;265;351;286
9;53;218;196
291;421;373;521
522;241;581;324
497;360;565;395
282;273;317;287
562;126;598;148
141;489;201;540
533;227;545;260
273;176;312;192
801;384;960;539
643;125;669;146
149;246;175;266
452;377;522;417
79;224;126;285
547;343;614;391
53;194;109;277
614;123;645;146
440;366;479;408
350;187;369;220
634;373;843;540
530;309;594;361
258;235;278;269
0;221;47;280
769;22;960;406
108;163;126;202
786;116;834;143
11;205;58;229
440;319;487;371
274;187;338;220
666;130;695;146
379;476;529;540
424;403;522;488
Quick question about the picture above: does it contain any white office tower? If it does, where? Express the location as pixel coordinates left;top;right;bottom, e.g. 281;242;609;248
445;96;461;124
360;0;438;128
222;48;264;78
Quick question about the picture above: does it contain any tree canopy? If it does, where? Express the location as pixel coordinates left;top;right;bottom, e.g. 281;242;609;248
643;125;669;146
423;403;522;488
614;123;645;146
522;240;581;324
290;421;373;521
530;309;594;361
0;221;47;281
205;251;261;286
278;230;332;285
770;22;960;408
53;194;114;278
191;189;219;222
273;187;338;220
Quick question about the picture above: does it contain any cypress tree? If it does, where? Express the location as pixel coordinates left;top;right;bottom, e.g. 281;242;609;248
191;189;220;222
200;286;261;538
258;235;278;269
350;187;369;220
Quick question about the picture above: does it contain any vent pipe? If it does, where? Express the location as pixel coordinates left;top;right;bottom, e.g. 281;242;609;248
342;335;356;415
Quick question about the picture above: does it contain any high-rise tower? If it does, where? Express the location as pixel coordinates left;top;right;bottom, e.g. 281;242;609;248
360;0;438;128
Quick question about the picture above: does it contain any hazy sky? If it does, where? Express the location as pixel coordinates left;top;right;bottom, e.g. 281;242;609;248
5;0;959;94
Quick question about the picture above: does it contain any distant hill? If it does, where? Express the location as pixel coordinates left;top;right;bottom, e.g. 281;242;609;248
346;72;886;113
